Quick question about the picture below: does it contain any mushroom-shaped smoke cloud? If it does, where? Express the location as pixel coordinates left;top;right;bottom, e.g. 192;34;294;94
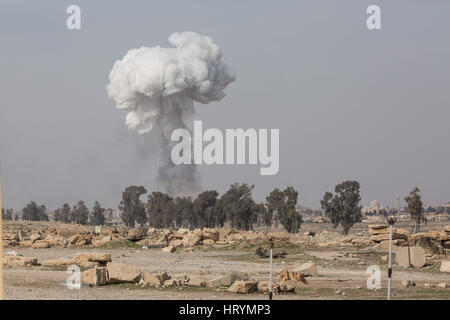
107;32;236;196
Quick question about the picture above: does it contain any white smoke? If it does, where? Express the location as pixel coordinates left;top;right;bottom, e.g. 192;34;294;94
107;32;236;196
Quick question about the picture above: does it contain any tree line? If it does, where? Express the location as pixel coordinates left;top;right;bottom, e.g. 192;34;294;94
11;180;439;235
10;200;107;226
119;183;303;233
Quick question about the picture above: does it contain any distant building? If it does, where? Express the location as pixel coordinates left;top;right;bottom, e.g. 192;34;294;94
362;200;386;216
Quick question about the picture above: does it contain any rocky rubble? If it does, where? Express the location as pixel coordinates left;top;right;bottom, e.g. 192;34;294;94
4;220;385;251
368;224;450;255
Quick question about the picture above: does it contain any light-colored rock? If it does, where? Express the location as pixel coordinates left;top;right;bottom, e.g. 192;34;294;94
157;230;172;244
106;262;142;284
202;228;220;241
437;282;449;288
371;233;407;242
170;239;184;248
187;276;206;287
207;275;233;288
267;231;290;241
3;255;39;266
126;228;147;241
396;247;411;267
257;282;279;294
18;230;26;241
162;245;176;253
295;262;318;277
440;260;450;273
395;246;426;268
279;269;307;284
380;240;401;252
82;267;108;286
41;258;75;266
140;271;162;286
368;224;387;230
182;233;202;247
29;233;41;243
227;280;258;294
68;234;92;246
168;233;184;241
409;246;426;267
202;239;215;246
79;261;100;268
219;228;232;240
32;241;51;248
73;253;112;264
3;232;19;241
94;226;102;235
93;235;112;247
69;234;81;245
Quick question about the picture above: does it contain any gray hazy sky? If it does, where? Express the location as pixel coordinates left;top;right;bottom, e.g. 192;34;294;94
1;0;449;211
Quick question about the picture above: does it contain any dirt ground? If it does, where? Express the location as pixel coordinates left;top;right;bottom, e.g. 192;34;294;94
3;221;450;300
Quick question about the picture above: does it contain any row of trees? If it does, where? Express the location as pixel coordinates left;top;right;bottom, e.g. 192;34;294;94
22;202;49;221
2;208;15;220
11;181;436;235
119;183;303;233
16;200;106;226
54;201;106;226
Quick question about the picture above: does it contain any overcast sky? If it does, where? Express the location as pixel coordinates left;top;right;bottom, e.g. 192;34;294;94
1;0;449;211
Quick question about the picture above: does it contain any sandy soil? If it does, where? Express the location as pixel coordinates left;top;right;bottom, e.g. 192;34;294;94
3;246;450;300
3;221;450;300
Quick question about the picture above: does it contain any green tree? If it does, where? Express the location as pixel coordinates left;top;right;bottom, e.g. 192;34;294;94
321;180;362;235
218;183;256;231
54;203;71;223
320;192;340;228
22;202;48;221
255;203;271;230
194;190;220;228
90;201;106;226
173;196;194;229
2;208;13;220
71;201;89;225
404;187;426;234
119;186;147;227
266;187;302;233
147;192;174;228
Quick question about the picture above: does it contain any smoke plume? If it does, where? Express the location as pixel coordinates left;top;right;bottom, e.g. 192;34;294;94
107;32;236;196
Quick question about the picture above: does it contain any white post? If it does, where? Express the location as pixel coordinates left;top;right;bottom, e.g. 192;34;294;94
387;217;395;300
388;224;392;300
269;241;273;300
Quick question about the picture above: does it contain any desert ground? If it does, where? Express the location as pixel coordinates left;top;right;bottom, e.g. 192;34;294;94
2;220;450;300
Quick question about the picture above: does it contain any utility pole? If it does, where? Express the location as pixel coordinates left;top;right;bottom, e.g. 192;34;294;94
268;240;273;300
397;197;400;216
387;216;396;300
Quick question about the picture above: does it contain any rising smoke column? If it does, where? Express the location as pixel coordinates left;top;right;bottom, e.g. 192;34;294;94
107;32;236;196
